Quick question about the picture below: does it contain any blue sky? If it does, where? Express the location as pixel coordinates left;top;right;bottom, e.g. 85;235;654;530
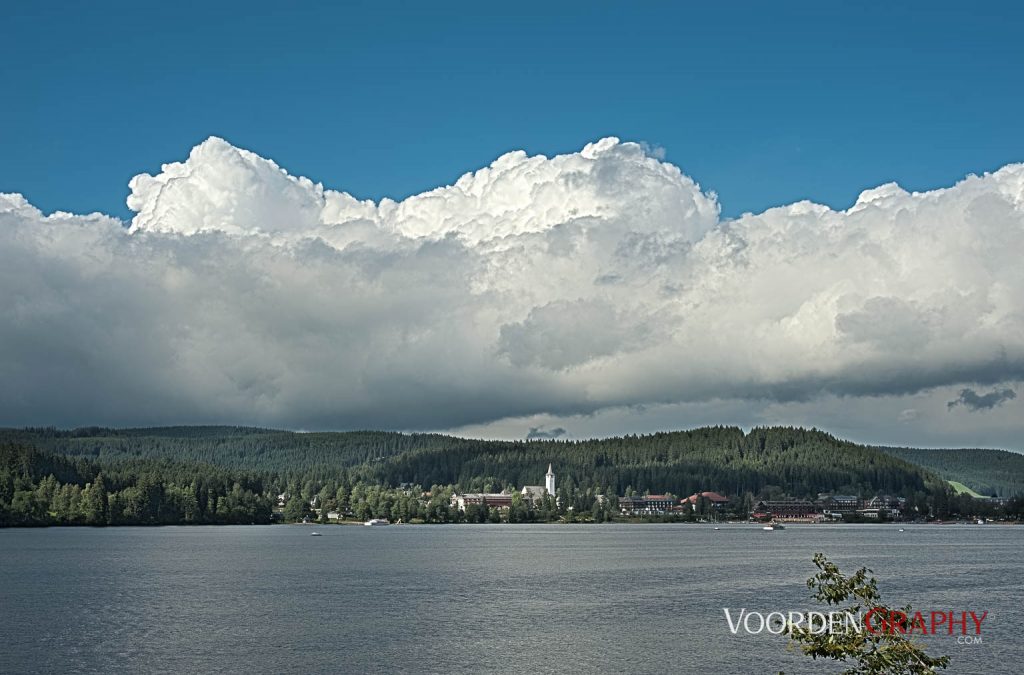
3;1;1022;220
2;2;1024;446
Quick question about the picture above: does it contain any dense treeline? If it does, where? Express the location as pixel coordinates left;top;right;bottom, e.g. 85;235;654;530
360;427;943;500
0;426;454;478
3;425;1020;527
879;446;1024;498
0;443;272;526
0;426;945;499
276;483;615;526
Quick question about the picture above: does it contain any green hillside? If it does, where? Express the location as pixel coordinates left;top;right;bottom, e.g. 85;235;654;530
0;426;451;475
7;425;1022;528
2;425;943;500
0;442;273;527
879;447;1024;498
948;481;985;498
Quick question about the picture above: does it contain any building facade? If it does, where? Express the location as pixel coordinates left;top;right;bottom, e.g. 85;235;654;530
683;491;730;511
452;463;556;512
451;493;514;511
752;500;819;520
619;494;676;515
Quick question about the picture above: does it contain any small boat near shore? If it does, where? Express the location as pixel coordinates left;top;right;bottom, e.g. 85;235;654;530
310;531;322;536
364;519;390;526
763;523;785;531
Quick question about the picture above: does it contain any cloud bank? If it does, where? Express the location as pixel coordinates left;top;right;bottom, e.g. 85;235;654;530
1;137;1022;433
947;387;1017;412
526;427;568;440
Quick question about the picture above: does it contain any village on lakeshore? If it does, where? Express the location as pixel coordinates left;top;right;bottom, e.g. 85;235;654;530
278;464;1012;526
7;426;1021;528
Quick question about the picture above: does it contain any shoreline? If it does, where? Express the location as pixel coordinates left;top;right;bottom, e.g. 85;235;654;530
5;519;1018;530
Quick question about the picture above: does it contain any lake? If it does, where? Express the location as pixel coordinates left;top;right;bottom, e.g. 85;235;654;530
1;524;1020;674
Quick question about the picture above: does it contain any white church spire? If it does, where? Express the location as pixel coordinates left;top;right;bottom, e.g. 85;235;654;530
545;463;555;496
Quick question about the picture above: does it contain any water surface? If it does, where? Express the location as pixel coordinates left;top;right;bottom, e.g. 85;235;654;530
1;524;1020;674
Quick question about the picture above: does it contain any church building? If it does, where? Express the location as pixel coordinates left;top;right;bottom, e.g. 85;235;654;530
520;463;555;504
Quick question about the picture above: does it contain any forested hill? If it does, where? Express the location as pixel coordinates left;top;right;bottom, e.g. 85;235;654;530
878;446;1024;498
0;442;273;526
1;425;944;500
361;427;942;499
0;426;452;475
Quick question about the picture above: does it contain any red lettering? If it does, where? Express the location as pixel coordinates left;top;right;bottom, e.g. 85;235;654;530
970;611;988;635
930;611;947;635
908;611;927;635
864;607;886;634
889;610;908;634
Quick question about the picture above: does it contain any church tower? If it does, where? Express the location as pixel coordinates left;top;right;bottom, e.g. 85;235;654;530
545;463;555;496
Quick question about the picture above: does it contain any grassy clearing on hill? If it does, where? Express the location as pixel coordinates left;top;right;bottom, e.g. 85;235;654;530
948;480;985;498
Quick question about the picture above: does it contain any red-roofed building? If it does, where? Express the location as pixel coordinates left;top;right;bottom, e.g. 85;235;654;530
682;491;730;511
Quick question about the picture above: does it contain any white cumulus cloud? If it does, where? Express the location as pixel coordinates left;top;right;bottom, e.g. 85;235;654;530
1;137;1022;436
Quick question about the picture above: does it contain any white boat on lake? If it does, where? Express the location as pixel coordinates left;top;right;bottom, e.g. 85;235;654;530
364;519;389;526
